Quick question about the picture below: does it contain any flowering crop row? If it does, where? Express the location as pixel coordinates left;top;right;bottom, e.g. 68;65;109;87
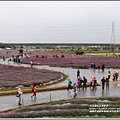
22;56;120;68
1;50;120;68
0;64;61;87
0;49;18;58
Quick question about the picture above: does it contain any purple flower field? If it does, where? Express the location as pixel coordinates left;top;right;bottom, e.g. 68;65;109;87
0;64;61;87
22;56;120;68
0;50;120;87
0;49;120;68
0;49;18;59
7;50;118;68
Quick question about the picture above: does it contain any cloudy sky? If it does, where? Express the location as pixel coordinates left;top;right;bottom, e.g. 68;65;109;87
0;1;120;43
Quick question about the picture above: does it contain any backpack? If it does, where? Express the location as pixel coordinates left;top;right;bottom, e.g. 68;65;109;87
16;92;20;97
70;81;72;84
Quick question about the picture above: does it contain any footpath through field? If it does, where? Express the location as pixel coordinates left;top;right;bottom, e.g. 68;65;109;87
0;84;120;112
0;59;120;112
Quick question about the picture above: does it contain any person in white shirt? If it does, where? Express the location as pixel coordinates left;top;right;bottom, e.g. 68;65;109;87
18;88;23;105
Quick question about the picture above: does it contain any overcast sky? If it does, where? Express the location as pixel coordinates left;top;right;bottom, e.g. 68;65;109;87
0;1;120;44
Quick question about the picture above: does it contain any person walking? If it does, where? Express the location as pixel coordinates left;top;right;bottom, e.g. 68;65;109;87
92;77;97;91
77;78;81;91
101;77;106;91
91;63;94;69
106;77;110;91
3;56;5;61
77;69;80;79
31;83;37;99
108;69;111;80
30;60;34;67
90;76;93;89
73;83;77;98
112;70;116;81
101;64;105;72
82;76;87;91
115;71;119;81
67;79;72;91
31;84;34;94
17;88;23;106
98;65;100;72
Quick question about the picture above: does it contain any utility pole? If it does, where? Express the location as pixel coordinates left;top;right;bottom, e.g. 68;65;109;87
110;21;115;51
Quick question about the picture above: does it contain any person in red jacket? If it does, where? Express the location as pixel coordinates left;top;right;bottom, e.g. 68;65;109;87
92;77;97;91
98;65;100;72
31;83;37;99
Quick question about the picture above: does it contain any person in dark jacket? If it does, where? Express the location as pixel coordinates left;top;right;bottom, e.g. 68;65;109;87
105;77;110;91
77;69;80;79
101;64;105;72
73;83;77;98
82;76;87;90
101;77;106;91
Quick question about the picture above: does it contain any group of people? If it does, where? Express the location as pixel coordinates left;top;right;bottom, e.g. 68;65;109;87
67;68;120;99
77;69;88;90
67;75;108;99
67;79;77;98
16;68;119;105
112;70;119;81
77;76;88;91
67;75;88;98
101;77;110;91
16;83;37;106
6;55;23;65
90;76;97;91
101;69;119;91
91;63;105;72
107;69;119;81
